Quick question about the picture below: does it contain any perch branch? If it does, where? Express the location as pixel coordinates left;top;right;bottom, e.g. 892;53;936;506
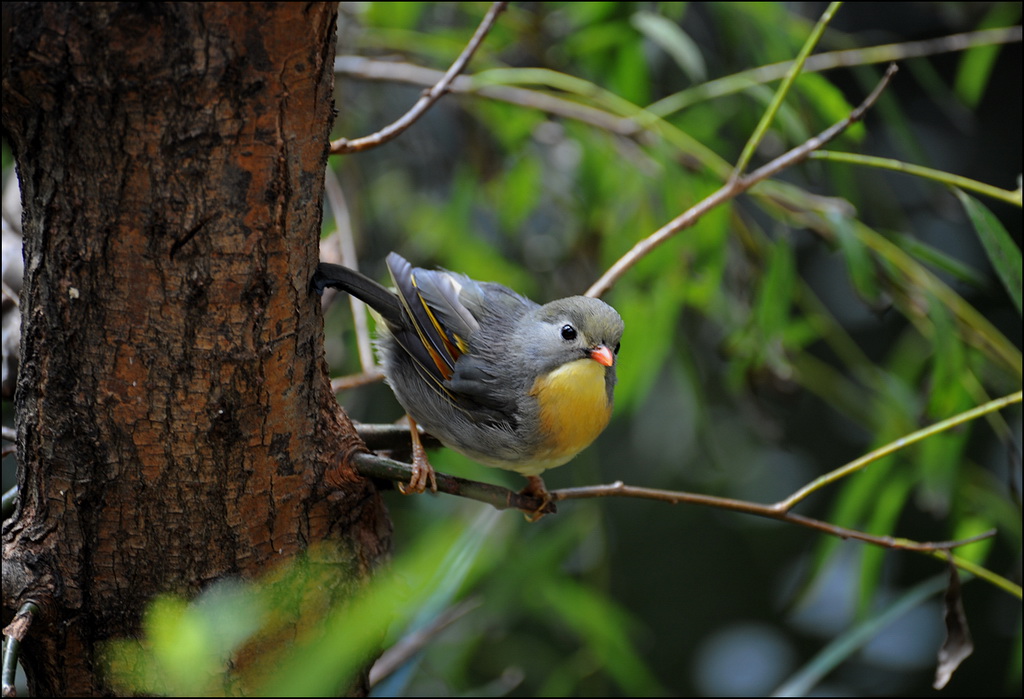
347;387;1022;596
352;451;556;516
349;450;1007;586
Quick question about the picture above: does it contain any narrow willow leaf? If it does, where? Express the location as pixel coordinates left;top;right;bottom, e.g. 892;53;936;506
955;188;1022;315
631;10;707;83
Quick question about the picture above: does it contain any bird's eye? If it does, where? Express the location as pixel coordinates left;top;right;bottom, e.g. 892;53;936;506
560;324;577;341
614;342;621;355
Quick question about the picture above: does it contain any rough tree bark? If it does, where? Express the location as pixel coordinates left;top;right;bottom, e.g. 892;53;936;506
2;3;390;695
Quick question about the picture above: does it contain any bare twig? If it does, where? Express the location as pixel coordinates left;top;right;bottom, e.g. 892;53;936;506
330;2;508;154
2;486;17;520
776;390;1022;512
552;481;996;553
585;63;898;298
334;56;645;136
732;2;840;178
330;370;385;393
1;281;17;309
647;26;1022;117
2;601;39;696
321;168;376;371
351;421;442;453
335;27;1022;141
808;151;1022;206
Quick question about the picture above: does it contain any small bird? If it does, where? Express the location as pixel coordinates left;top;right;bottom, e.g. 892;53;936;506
313;253;623;505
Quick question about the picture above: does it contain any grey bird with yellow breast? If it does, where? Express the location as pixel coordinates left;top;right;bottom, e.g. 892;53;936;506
313;253;624;501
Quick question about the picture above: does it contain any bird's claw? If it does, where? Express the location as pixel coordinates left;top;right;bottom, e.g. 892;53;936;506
520;475;554;521
398;459;437;495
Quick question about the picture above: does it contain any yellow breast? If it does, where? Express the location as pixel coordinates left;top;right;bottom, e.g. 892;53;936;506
527;358;612;472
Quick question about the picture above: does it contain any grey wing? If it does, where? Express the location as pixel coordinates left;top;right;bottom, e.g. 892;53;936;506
402;266;481;350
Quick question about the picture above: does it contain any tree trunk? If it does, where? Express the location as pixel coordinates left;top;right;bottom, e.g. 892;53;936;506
2;3;390;695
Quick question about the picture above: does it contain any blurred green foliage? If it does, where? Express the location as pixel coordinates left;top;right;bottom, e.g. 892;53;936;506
111;2;1022;696
326;3;1022;696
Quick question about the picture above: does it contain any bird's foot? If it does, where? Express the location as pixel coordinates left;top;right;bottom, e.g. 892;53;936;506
520;475;554;521
397;415;438;495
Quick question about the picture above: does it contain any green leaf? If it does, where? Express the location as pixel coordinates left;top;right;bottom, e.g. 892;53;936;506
489;155;542;231
363;1;426;30
774;575;948;697
955;189;1022;315
755;237;796;339
102;580;267;696
927;296;969;419
631;10;706;83
950;516;996;567
832;210;880;305
263;516;505;696
611;273;685;411
954;4;1022;107
890;231;991;290
796;73;862;142
537;578;667;696
858;469;913;614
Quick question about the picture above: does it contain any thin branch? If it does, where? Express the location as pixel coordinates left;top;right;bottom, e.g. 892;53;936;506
330;370;384;393
334;56;644;136
351;422;442;453
349;451;1016;592
348;386;1022;595
646;26;1022;118
746;63;898;181
927;548;1023;600
1;486;16;520
351;451;556;516
776;390;1023;512
554;481;996;553
1;281;17;309
809;150;1022;206
733;1;841;178
330;2;508;154
321;167;376;371
2;601;39;696
335;27;1022;139
585;63;898;298
330;26;1021;232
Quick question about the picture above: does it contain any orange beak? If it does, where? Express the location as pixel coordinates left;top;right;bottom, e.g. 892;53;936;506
588;344;615;367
